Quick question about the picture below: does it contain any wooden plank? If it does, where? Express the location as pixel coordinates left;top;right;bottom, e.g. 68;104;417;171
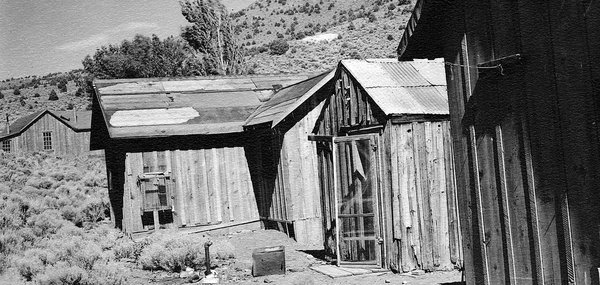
153;210;160;231
225;148;235;221
192;150;203;224
299;118;315;221
231;147;242;221
404;123;421;268
348;77;357;126
217;148;229;223
443;121;460;266
425;122;442;268
165;151;179;227
468;126;491;285
210;148;223;222
414;122;432;270
173;150;187;225
311;265;352;278
380;123;394;269
434;122;451;269
396;124;413;271
332;138;341;265
124;154;134;233
390;124;402;241
130;152;144;232
180;150;193;225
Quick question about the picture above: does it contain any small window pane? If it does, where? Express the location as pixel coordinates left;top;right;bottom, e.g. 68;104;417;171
43;131;52;150
1;140;10;153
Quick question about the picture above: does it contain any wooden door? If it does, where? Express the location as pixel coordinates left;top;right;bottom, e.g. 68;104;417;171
333;134;383;267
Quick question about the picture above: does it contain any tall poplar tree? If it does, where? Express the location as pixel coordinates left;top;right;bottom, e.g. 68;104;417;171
180;0;246;75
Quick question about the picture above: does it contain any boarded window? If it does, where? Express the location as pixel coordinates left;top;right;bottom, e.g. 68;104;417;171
1;140;10;153
138;173;173;211
42;131;52;150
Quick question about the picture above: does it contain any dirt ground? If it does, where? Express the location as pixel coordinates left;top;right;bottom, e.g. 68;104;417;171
0;229;462;285
148;229;462;285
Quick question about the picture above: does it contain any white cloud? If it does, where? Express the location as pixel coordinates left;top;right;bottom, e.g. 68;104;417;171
56;22;159;51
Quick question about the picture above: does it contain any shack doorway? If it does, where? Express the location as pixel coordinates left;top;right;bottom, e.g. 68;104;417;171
333;134;383;267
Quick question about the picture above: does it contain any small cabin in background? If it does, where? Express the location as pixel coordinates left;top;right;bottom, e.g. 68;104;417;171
311;59;461;271
399;0;600;284
91;75;313;234
244;71;335;247
0;109;98;156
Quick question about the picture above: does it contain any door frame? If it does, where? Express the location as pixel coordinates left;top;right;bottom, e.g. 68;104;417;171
332;133;385;267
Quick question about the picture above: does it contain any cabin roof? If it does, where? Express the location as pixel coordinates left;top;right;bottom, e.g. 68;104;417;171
397;0;447;59
0;110;92;140
244;71;335;128
93;74;314;139
341;59;449;116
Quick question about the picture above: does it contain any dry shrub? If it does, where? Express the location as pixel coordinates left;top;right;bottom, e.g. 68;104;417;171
138;232;235;272
113;239;150;261
35;263;88;285
26;210;67;237
87;262;128;285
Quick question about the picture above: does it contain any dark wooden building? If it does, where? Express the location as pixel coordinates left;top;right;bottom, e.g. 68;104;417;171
0;109;96;156
244;71;335;246
399;0;600;284
306;59;461;271
91;75;312;234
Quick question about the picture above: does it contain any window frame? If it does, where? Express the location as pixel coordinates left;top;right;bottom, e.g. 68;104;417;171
42;131;52;150
1;139;10;153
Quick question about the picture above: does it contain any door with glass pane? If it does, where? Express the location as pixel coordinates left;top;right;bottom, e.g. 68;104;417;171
333;134;382;266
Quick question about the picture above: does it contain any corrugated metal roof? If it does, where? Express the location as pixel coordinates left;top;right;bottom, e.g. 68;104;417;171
341;59;448;116
0;110;92;140
94;74;314;138
367;87;448;115
244;71;334;127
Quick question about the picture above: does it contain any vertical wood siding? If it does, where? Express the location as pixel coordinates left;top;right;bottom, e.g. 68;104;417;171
316;68;385;136
4;113;97;156
247;99;325;246
313;71;460;271
118;147;259;233
434;0;600;284
386;121;461;272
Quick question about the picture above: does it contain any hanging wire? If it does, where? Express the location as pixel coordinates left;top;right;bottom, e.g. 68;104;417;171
444;62;505;75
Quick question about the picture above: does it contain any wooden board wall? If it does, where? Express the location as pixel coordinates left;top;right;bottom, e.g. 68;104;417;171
247;99;325;246
4;113;97;156
315;67;386;136
385;120;461;272
118;147;259;233
436;0;600;284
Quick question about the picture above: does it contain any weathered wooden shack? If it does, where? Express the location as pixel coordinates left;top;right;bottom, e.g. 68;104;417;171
244;71;335;246
399;0;600;284
310;59;461;271
91;75;312;234
0;109;96;156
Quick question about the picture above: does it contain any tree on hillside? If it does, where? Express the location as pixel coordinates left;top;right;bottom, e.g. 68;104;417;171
48;90;58;101
268;39;289;55
13;88;20;95
82;34;207;79
180;0;246;75
0;91;4;99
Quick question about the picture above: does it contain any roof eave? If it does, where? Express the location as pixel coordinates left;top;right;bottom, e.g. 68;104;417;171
397;0;447;60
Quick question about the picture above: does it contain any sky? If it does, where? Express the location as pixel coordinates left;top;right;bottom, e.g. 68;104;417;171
0;0;253;80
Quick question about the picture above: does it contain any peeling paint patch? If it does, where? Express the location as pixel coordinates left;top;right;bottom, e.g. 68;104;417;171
110;107;199;127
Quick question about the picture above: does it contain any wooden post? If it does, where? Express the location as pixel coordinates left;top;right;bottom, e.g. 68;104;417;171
153;210;160;231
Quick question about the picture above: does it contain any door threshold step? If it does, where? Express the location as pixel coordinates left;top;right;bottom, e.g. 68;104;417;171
310;265;389;278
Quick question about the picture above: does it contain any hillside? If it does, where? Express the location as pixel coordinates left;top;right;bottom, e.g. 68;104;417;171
233;0;413;73
0;0;413;123
0;71;92;125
